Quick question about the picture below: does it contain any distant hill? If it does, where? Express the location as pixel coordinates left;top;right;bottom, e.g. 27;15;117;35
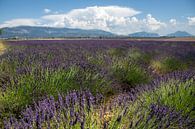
129;31;160;37
0;26;194;39
0;26;115;39
166;31;193;37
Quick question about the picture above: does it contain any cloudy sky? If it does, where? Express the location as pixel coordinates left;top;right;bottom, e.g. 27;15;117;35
0;0;195;35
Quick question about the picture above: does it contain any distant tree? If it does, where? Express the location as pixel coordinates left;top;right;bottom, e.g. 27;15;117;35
0;29;3;35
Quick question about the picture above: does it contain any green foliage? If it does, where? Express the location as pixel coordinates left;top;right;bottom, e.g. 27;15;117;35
77;67;112;95
151;57;188;74
86;53;105;66
112;58;150;87
108;47;127;57
127;48;153;64
182;51;195;67
0;29;2;35
0;66;111;119
0;67;75;117
128;48;142;61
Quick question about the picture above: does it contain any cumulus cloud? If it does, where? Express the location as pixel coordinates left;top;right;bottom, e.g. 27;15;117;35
67;6;140;18
169;19;177;26
42;6;141;31
143;14;166;31
187;17;195;26
41;6;166;34
0;18;40;28
44;8;51;14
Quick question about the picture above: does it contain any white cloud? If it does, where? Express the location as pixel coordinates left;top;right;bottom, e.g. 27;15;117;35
67;6;140;18
42;6;141;31
187;17;195;26
42;14;65;27
44;8;51;14
41;7;166;34
169;19;177;26
0;18;40;28
143;14;166;31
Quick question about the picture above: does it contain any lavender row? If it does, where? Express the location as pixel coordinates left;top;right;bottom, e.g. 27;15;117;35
4;71;195;128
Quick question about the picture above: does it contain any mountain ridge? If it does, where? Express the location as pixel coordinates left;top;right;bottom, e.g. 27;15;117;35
166;31;193;37
0;26;115;38
128;31;160;37
0;26;194;38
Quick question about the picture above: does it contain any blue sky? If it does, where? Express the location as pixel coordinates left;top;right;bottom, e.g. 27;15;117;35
0;0;195;35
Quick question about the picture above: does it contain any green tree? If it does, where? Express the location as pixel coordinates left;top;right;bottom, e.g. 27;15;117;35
0;29;2;35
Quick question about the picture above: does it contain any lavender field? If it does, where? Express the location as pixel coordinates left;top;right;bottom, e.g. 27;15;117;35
0;39;195;129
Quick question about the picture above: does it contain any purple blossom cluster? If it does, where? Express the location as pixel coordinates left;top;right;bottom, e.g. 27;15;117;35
4;90;103;129
147;104;194;129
